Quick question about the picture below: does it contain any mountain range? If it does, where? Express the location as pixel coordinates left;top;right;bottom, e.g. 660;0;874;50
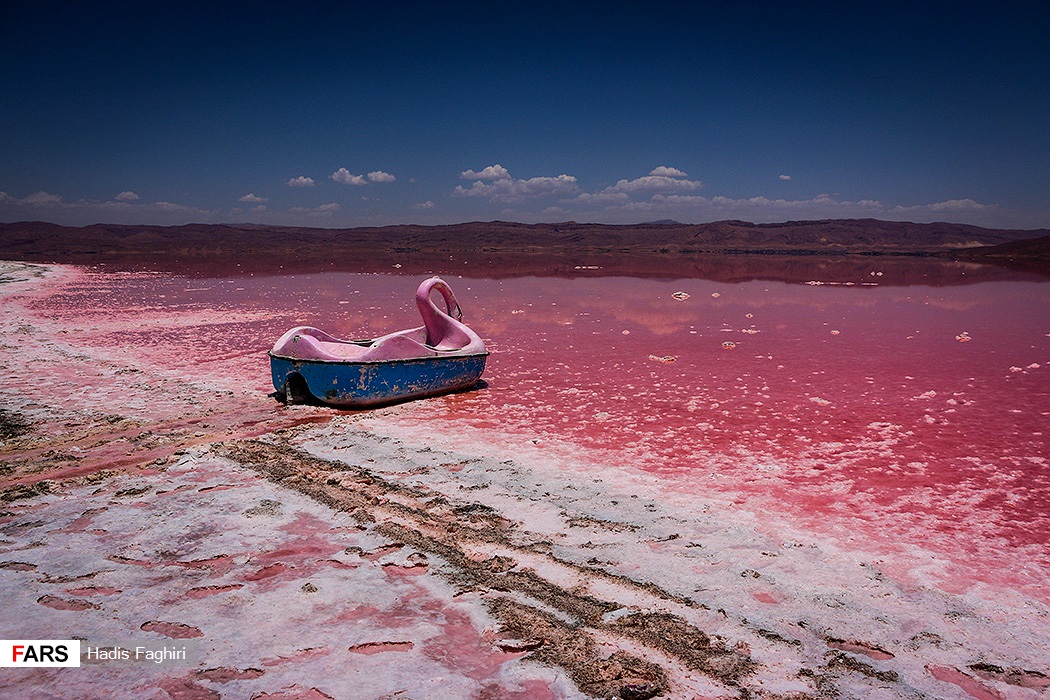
2;218;1047;278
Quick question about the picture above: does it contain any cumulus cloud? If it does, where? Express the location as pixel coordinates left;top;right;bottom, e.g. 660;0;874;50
22;191;63;205
0;190;218;224
649;166;688;177
285;201;338;215
779;175;792;181
414;200;435;209
581;192;892;219
290;203;340;215
573;191;631;205
454;171;579;203
331;168;366;185
603;174;704;194
585;189;1016;226
287;176;315;187
896;198;988;212
460;164;511;180
932;198;987;210
367;170;396;183
115;190;140;201
667;193;882;211
239;193;268;203
151;201;195;212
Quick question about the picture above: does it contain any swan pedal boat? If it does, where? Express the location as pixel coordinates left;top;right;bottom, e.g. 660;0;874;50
269;276;488;407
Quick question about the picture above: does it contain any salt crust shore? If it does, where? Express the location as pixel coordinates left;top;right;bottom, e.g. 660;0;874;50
1;262;1047;699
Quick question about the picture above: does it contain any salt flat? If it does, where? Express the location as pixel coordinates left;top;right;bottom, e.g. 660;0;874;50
1;262;1047;699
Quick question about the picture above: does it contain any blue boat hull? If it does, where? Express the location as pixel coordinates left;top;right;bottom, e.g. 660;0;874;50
269;352;488;407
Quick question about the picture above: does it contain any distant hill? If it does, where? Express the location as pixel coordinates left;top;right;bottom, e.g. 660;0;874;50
1;218;1045;255
1;218;1047;277
936;233;1050;275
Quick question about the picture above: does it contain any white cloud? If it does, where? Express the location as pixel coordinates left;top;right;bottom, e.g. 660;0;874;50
251;205;267;213
367;170;396;183
22;191;63;205
603;174;704;194
330;168;366;185
592;190;1020;228
573;191;631;205
414;200;435;209
460;164;511;180
649;166;688;177
0;191;217;224
151;201;193;212
239;193;268;203
287;176;315;187
290;203;340;215
896;198;988;212
115;190;140;201
668;193;883;211
454;172;579;203
585;192;892;219
779;175;792;181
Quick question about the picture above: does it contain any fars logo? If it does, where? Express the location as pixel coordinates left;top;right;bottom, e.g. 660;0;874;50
1;640;81;667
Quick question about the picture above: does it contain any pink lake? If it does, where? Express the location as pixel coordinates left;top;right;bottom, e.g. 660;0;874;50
38;257;1050;600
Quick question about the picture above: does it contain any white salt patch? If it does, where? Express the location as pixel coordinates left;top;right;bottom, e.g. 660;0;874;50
291;415;1050;699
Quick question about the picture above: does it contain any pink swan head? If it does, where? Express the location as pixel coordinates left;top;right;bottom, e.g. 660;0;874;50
416;277;484;352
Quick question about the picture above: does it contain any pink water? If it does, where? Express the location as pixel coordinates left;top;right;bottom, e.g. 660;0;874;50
36;261;1050;598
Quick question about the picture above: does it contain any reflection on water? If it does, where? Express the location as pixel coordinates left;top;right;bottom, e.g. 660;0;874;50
42;257;1050;594
88;250;1049;287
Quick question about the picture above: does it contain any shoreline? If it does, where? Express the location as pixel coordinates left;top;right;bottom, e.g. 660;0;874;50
1;262;1047;699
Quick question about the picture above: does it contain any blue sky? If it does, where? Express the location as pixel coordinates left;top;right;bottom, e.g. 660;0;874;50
2;2;1048;229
